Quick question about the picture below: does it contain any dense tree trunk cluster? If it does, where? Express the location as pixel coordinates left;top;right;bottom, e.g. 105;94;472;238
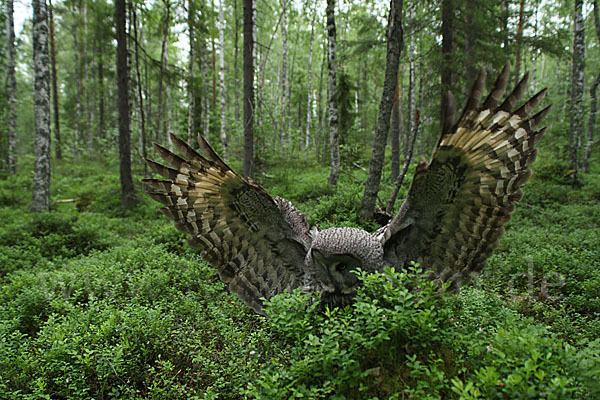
0;0;594;215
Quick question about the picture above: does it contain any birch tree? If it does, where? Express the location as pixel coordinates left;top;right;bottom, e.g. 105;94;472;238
84;0;92;157
219;0;228;157
234;0;240;120
32;0;51;212
48;0;61;160
305;3;316;150
326;0;340;189
280;0;289;152
357;0;403;220
156;0;171;144
584;0;600;173
243;0;255;179
569;0;585;176
71;4;81;161
6;0;17;173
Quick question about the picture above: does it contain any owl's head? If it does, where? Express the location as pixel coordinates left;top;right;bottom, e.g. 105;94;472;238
306;227;384;306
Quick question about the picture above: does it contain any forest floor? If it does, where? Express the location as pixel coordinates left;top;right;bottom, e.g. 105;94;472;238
1;150;599;399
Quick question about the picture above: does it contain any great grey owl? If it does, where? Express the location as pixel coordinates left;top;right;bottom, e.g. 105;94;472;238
143;63;550;314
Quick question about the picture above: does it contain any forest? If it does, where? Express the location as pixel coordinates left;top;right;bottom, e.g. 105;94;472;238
0;0;599;398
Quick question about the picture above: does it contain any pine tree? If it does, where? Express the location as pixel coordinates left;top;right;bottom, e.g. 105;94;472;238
116;0;136;209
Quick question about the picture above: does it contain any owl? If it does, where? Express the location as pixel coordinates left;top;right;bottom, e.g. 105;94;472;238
143;63;550;314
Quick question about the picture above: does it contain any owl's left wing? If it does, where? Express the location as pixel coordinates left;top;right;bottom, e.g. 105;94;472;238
142;134;311;314
377;63;550;288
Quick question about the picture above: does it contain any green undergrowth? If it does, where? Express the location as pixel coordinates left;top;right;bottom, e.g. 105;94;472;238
0;154;599;399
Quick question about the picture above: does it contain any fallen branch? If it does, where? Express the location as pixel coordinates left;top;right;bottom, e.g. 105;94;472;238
521;202;552;216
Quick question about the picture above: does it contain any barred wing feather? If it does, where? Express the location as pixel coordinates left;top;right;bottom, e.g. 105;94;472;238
143;134;311;314
378;63;550;287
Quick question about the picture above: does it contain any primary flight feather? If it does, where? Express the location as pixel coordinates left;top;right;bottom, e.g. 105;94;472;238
143;63;549;314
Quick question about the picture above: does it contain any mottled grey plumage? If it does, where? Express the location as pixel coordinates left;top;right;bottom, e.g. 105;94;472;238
143;63;549;314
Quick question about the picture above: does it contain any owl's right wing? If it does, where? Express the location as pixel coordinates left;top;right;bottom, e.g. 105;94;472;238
377;63;550;288
142;134;311;314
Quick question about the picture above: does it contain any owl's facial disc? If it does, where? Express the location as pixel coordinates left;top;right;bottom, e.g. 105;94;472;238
312;250;361;295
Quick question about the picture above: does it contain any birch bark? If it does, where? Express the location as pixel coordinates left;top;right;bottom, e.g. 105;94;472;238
32;0;52;212
569;0;585;175
6;0;17;172
326;0;340;189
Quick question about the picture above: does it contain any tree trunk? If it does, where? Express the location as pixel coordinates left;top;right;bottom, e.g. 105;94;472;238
6;0;18;173
212;0;217;110
280;0;289;152
531;3;538;93
415;58;424;157
219;0;227;157
97;51;105;145
386;114;418;213
234;0;240;121
145;47;151;144
390;69;402;182
326;0;340;189
585;74;599;174
243;0;255;179
156;0;170;144
48;0;61;160
464;6;476;87
514;0;526;87
71;5;81;162
569;0;585;176
584;0;600;173
188;0;196;145
133;5;146;176
287;28;299;137
316;37;327;162
357;0;404;220
440;0;455;129
200;34;211;140
116;0;135;209
84;0;93;158
408;1;416;156
165;42;173;149
32;0;51;212
305;4;316;150
502;0;510;50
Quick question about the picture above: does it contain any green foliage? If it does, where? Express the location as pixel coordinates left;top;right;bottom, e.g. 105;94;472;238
0;146;598;399
247;268;600;399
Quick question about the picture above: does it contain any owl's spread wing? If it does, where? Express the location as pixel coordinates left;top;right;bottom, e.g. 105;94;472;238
377;63;550;288
143;134;311;314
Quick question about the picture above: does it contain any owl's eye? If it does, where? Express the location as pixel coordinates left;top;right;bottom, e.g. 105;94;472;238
336;263;348;272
